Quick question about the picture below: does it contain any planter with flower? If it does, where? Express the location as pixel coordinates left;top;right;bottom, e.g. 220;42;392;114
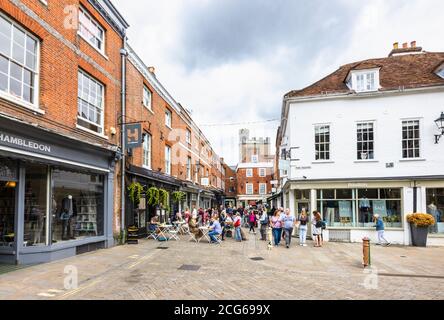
407;213;435;247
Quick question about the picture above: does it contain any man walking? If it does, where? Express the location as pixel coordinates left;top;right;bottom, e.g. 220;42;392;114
282;209;296;248
259;210;269;241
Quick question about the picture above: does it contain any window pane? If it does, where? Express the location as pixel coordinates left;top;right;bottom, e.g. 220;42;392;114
13;26;25;46
0;17;11;38
0;175;16;247
323;189;335;199
23;85;32;103
337;189;353;199
0;33;11;56
0;73;7;91
10;78;21;97
10;62;21;80
358;189;378;199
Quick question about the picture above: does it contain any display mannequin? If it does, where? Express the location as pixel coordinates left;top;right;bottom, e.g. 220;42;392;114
326;200;335;225
359;197;371;223
427;202;439;233
61;195;76;240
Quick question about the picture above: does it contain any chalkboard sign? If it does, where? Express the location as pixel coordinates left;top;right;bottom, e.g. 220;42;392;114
339;201;352;218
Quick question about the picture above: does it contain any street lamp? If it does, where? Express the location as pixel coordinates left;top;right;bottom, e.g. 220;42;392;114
435;112;444;144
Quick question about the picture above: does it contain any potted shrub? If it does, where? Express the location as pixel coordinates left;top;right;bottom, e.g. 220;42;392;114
407;213;435;247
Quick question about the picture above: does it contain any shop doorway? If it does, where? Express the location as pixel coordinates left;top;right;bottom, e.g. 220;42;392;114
0;182;16;247
295;201;311;239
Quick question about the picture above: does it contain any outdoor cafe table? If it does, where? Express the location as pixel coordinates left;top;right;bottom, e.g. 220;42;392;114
174;221;188;234
197;226;211;243
157;224;174;241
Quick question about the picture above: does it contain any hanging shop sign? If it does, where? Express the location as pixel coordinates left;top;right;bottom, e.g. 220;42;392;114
125;123;142;148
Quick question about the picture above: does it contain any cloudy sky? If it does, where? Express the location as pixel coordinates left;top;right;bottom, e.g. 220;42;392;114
113;0;444;165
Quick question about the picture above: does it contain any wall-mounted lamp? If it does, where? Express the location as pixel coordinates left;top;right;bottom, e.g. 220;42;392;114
435;112;444;144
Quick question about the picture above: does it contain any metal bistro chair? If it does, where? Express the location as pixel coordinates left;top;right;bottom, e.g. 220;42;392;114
147;224;159;240
167;224;180;241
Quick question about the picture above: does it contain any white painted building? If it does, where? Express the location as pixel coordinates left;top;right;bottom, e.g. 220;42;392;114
278;43;444;245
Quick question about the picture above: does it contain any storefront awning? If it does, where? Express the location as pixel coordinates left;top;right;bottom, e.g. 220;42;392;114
128;165;182;187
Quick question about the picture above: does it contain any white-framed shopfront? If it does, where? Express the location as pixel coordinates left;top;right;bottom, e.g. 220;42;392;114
283;178;444;246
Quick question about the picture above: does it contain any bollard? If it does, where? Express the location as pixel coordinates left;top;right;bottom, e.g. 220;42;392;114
362;237;371;267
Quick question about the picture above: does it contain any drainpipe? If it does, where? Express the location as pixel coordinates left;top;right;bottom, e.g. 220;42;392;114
120;38;128;243
413;180;417;213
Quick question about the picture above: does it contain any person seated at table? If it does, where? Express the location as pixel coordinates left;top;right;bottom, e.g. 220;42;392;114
188;214;203;238
208;216;222;243
222;214;233;240
148;215;160;233
175;211;184;223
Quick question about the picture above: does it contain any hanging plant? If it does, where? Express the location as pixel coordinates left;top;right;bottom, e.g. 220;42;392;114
128;182;144;204
159;188;170;208
147;187;160;206
172;191;186;203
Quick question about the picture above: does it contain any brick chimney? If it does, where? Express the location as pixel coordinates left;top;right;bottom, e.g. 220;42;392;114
389;41;422;57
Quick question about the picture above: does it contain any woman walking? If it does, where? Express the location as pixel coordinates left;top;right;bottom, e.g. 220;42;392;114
282;209;296;248
312;211;323;247
248;210;257;234
298;209;308;246
271;210;283;247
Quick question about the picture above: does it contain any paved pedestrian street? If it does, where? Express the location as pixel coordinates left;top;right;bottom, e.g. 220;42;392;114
1;232;443;300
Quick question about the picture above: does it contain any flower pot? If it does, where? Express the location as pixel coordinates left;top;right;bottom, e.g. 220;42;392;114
410;224;429;247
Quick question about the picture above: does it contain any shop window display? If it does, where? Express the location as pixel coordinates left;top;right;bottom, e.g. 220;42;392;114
318;189;355;227
0;159;17;247
23;164;47;247
426;189;444;234
357;189;402;228
51;169;104;243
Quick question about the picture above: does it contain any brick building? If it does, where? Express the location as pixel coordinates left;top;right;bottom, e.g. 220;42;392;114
0;0;129;264
122;45;225;236
222;162;237;208
236;129;274;208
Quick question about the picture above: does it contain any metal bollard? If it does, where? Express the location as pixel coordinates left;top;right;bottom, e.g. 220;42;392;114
362;237;371;267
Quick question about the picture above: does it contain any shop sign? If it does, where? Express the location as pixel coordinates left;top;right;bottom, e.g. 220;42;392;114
125;124;142;148
348;183;368;188
0;132;51;153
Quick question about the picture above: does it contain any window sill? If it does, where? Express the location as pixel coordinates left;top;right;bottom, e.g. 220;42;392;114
144;106;154;115
399;158;426;162
354;160;379;163
76;124;109;139
142;165;152;171
165;124;172;130
0;93;45;115
78;33;109;61
312;160;334;164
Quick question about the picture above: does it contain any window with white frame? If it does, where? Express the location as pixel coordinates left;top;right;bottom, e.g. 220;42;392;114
357;122;374;160
402;120;420;159
142;133;152;169
165;109;172;128
246;168;253;177
246;183;253;195
78;6;105;53
186;157;192;180
259;168;266;177
0;14;39;106
77;70;104;134
143;85;152;110
355;71;377;92
437;68;444;79
165;146;171;175
315;125;330;160
251;154;258;163
186;129;191;144
259;183;267;195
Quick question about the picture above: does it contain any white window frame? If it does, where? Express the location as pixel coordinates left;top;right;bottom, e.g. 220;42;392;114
246;183;254;195
165;109;172;128
186;157;192;180
351;69;379;93
314;124;330;161
356;122;375;160
143;85;152;111
402;119;421;159
251;154;258;163
0;12;40;110
246;168;253;177
165;145;171;175
437;67;444;79
186;129;191;144
77;69;105;135
259;168;266;177
143;133;152;169
78;6;106;54
259;183;267;195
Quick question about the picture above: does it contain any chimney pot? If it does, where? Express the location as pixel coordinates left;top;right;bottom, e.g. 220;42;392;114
402;42;408;49
411;41;417;48
393;42;399;50
148;66;155;74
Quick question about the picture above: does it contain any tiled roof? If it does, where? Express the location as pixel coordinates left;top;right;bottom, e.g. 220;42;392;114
285;52;444;99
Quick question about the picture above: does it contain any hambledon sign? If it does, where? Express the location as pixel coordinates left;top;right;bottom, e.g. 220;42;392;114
0;132;51;153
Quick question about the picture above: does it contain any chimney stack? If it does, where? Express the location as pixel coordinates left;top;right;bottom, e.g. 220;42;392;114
389;41;423;57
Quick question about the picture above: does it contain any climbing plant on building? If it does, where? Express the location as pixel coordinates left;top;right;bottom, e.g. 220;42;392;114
128;182;144;204
172;191;186;203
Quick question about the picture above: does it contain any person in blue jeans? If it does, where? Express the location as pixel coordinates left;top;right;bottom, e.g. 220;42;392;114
271;210;283;246
208;216;222;243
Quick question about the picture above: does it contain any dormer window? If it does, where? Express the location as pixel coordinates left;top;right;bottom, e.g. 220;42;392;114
437;67;444;79
347;69;380;93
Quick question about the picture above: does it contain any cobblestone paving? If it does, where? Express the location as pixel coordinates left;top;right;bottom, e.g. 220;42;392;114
1;230;444;300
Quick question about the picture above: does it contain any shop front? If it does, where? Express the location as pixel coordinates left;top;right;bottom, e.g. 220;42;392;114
285;179;424;245
0;118;116;264
125;165;181;238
